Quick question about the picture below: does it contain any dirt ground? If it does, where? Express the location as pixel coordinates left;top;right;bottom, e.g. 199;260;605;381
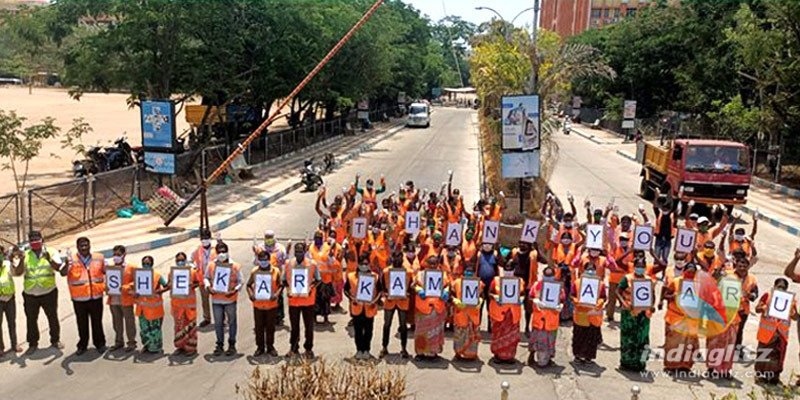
0;86;301;196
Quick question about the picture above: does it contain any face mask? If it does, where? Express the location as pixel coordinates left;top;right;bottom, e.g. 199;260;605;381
563;222;573;228
295;252;304;261
264;238;276;247
30;241;43;251
699;226;709;233
703;249;715;258
113;255;124;265
503;269;514;277
777;286;788;291
217;253;228;263
258;260;270;269
406;251;415;259
176;260;187;267
683;271;695;279
143;263;153;269
464;270;474;277
371;228;379;235
675;260;686;269
734;234;745;241
314;238;323;247
589;250;600;257
544;274;555;282
620;241;629;249
584;269;596;276
634;267;645;276
560;238;572;245
481;245;492;253
465;233;474;241
201;239;211;248
447;251;456;258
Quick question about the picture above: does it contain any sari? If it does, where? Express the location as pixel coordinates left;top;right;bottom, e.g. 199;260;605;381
172;305;197;353
572;325;602;360
139;317;163;353
706;322;737;374
490;308;520;361
529;329;557;367
619;310;650;372
415;308;445;356
453;319;480;360
663;324;698;370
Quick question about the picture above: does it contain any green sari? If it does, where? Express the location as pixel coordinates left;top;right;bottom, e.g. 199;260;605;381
139;317;163;352
618;276;651;372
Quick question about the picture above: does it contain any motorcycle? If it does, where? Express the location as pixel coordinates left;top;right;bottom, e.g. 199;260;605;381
104;137;136;170
72;136;141;177
300;159;324;191
323;152;335;174
563;119;571;135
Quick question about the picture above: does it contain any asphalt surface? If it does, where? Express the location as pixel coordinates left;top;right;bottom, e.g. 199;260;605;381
2;109;798;400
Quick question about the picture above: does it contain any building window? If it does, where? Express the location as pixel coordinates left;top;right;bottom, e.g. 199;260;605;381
615;9;620;17
627;8;637;16
604;8;610;17
591;9;601;18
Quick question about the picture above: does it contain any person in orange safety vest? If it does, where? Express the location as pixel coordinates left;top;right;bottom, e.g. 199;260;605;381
106;244;137;352
247;250;282;358
134;255;169;353
67;236;107;355
345;255;381;360
754;278;797;385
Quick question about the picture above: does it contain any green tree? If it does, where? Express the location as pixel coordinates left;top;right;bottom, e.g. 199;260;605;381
0;110;59;194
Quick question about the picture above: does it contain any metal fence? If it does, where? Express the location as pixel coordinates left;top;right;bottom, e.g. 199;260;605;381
14;110;393;243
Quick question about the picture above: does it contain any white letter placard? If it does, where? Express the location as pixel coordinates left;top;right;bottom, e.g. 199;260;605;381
768;290;795;321
719;277;741;309
540;281;562;309
134;268;153;296
675;228;697;253
679;280;698;310
171;267;191;298
106;267;123;296
520;219;540;244
351;217;367;239
578;276;600;306
424;270;444;298
254;271;273;301
445;223;462;246
405;211;421;236
585;224;604;249
388;269;408;299
632;279;653;311
633;225;653;251
482;220;500;244
461;278;480;307
291;268;309;297
212;265;232;293
500;278;520;305
356;273;376;303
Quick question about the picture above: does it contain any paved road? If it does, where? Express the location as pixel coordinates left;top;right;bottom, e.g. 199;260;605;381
3;109;798;400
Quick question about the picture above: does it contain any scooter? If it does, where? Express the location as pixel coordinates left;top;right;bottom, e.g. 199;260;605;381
300;159;324;191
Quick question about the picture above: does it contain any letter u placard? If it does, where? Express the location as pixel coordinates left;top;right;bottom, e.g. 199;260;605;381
500;278;520;305
768;289;795;321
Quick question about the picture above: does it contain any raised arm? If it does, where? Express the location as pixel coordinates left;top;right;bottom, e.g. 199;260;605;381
315;189;329;218
784;248;800;283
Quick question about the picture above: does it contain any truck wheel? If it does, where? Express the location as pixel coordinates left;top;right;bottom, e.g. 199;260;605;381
639;178;655;201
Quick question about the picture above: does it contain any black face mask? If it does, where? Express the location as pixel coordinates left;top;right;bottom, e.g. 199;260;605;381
295;252;304;262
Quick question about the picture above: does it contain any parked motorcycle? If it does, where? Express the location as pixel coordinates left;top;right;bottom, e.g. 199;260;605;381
301;159;324;191
72;137;140;177
323;153;335;174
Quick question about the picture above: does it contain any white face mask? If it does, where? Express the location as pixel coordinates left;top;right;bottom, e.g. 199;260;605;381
481;244;492;252
112;255;124;265
589;250;600;258
734;234;745;241
560;238;572;245
201;239;211;248
217;253;228;263
584;269;596;276
675;260;686;268
503;269;514;277
563;222;573;228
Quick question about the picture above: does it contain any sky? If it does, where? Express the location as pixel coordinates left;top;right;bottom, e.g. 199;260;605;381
402;0;539;28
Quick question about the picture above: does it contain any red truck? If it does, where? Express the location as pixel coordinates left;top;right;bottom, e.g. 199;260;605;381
637;139;751;207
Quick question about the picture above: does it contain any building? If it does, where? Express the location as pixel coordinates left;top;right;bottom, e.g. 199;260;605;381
540;0;664;38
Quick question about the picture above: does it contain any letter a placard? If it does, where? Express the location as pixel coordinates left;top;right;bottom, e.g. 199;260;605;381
482;221;500;244
351;217;367;240
578;277;600;306
134;268;153;296
388;269;408;299
445;223;462;246
679;281;698;310
768;290;795;321
254;271;273;301
675;228;697;253
106;267;123;296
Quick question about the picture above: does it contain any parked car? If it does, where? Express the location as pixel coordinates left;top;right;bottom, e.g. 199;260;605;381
406;102;431;128
0;77;23;85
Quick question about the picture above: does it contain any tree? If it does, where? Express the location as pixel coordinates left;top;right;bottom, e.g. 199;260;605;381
0;110;59;195
0;6;63;93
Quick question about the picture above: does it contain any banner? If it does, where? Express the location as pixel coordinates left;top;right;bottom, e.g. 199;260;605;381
501;95;540;151
501;151;540;178
141;100;175;149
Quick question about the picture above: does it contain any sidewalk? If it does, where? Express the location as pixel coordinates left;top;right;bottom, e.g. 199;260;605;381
569;123;627;145
50;121;406;255
612;146;800;237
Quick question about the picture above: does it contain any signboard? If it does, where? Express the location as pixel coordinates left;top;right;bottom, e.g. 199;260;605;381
106;267;123;296
143;152;176;175
170;267;192;298
621;120;635;129
633;225;653;251
482;220;499;244
134;268;154;296
254;271;273;301
675;229;697;253
212;265;232;293
397;91;407;104
501;95;540;150
585;224;604;249
678;281;698;310
540;281;562;309
405;211;421;236
351;217;367;239
623;100;637;120
631;279;653;312
357;111;369;120
578;276;600;305
445;223;462;246
461;278;480;307
388;269;408;299
424;270;444;298
767;290;794;321
501;151;540;178
520;219;540;244
719;277;741;309
356;273;376;303
499;278;520;305
141;100;175;149
291;268;310;297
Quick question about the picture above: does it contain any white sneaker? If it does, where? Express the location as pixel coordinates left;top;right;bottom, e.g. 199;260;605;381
354;351;362;360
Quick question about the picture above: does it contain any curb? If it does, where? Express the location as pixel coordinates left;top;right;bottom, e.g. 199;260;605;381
570;127;604;144
750;176;800;200
610;146;800;238
97;123;406;257
738;204;800;237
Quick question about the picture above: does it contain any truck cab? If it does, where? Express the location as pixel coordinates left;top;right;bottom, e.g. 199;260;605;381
638;139;751;206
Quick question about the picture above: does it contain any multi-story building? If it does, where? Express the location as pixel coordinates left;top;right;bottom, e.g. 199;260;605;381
540;0;672;38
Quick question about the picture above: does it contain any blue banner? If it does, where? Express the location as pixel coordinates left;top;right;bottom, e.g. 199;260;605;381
144;152;175;175
141;100;175;149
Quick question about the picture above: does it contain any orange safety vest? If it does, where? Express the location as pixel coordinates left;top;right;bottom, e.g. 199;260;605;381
191;246;217;287
107;263;137;307
696;231;714;250
461;240;477;263
331;211;348;244
572;278;605;327
442;253;461;276
170;266;201;312
135;271;164;321
730;240;752;257
250;266;282;310
207;262;241;303
610;247;633;284
383;266;412;311
620;273;654;318
368;232;390;269
489;276;522;324
739;273;758;315
286;258;317;307
530;281;560;331
347;271;379;317
414;268;449;315
309;243;334;284
68;253;106;301
362;188;378;207
452;277;483;328
756;293;793;344
575;255;608;282
665;277;696;329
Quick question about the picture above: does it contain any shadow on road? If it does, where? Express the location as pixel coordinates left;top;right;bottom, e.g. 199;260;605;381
60;349;102;375
411;355;449;370
133;350;167;364
245;354;282;366
451;357;484;373
167;351;199;366
570;360;606;377
489;358;524;375
204;352;244;363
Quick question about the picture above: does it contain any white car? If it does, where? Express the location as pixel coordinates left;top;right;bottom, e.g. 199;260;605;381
406;102;431;128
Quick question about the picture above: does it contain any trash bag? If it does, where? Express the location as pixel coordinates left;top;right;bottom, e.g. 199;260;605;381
116;208;134;218
131;196;149;214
